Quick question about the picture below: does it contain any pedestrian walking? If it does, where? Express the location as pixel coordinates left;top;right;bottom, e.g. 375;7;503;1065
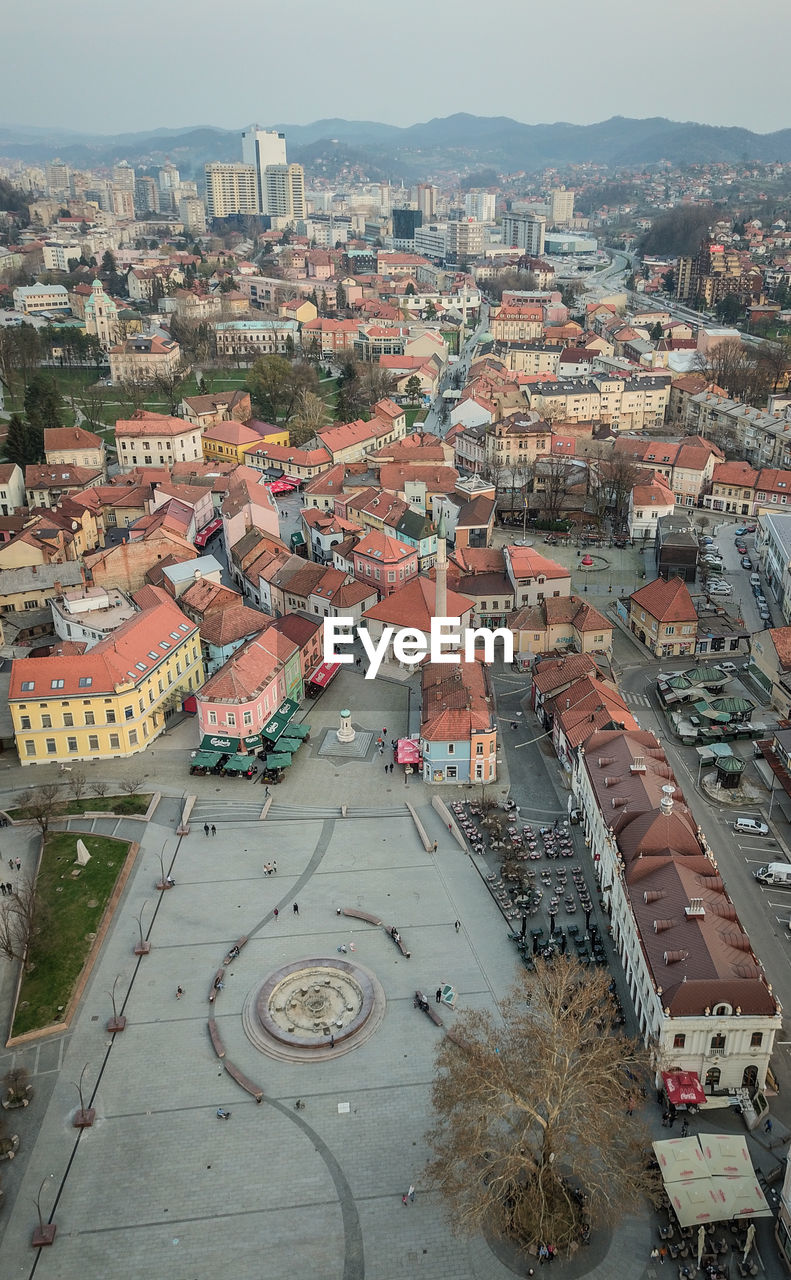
14;857;20;872
650;1248;659;1262
659;1245;667;1265
273;908;279;921
211;824;216;837
265;787;270;798
383;727;387;737
7;857;12;870
384;765;388;775
355;657;361;668
538;1244;549;1264
680;1119;689;1137
435;987;442;1003
6;883;11;895
432;841;438;853
203;823;209;837
765;1118;773;1133
272;860;277;873
176;986;183;999
454;920;460;932
379;745;383;755
389;762;393;774
402;1193;408;1206
293;902;299;915
408;1184;415;1202
330;1034;335;1048
0;883;5;897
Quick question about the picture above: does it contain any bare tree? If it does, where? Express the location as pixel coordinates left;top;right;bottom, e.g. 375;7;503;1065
90;780;109;798
68;770;88;801
119;775;144;796
536;454;573;524
20;783;60;841
694;339;771;407
0;874;41;969
151;363;192;415
427;960;658;1254
290;389;328;446
758;337;791;394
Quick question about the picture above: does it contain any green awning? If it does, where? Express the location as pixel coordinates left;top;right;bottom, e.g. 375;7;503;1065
223;754;255;773
261;698;299;744
265;753;292;769
684;666;726;684
192;750;222;768
200;733;261;753
711;696;753;715
287;723;310;739
278;737;302;754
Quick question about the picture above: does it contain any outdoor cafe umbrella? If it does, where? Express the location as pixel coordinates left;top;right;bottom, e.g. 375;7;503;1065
697;1225;706;1269
743;1223;756;1263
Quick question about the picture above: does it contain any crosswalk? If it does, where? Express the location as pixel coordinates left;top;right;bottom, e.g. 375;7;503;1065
623;692;650;708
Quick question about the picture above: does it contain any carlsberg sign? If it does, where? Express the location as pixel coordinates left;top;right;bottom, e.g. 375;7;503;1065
323;618;513;680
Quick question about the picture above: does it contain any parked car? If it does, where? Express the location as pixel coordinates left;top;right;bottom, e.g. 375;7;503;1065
734;526;748;536
717;661;739;674
750;573;761;586
745;525;756;533
736;543;747;554
709;584;733;596
737;817;770;837
741;557;752;569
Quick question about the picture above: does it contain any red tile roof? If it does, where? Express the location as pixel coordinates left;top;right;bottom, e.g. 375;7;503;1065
630;576;697;623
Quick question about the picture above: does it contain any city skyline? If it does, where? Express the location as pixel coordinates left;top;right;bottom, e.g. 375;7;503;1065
3;0;789;136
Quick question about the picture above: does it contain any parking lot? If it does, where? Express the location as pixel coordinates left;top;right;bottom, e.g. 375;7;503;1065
700;520;779;631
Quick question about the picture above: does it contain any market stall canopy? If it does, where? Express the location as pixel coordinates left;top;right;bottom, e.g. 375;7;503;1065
699;1134;752;1178
192;750;222;769
286;723;310;740
223;754;256;773
308;661;340;689
654;1135;707;1181
652;1135;772;1227
662;1071;707;1107
396;738;422;765
277;737;302;754
265;753;291;770
711;696;753;717
261;698;299;744
685;666;727;685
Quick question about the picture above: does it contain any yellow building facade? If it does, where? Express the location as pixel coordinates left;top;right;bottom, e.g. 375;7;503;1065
9;589;204;766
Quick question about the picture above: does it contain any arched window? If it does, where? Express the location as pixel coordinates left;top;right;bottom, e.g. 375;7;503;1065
704;1067;721;1092
742;1065;758;1090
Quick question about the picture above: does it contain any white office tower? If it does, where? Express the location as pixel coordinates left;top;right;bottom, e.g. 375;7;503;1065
158;162;180;194
241;125;287;213
549;186;574;227
464;191;496;222
205;163;259;219
501;212;546;256
264;164;305;222
113;161;136;193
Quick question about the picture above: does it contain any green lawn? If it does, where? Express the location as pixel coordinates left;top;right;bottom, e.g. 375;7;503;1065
8;793;152;821
405;407;427;430
12;832;133;1036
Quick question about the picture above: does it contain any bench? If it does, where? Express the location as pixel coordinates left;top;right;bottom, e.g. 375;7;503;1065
341;908;382;926
386;925;411;958
415;991;443;1027
209;967;225;1003
224;1058;263;1103
208;1016;226;1059
224;935;248;964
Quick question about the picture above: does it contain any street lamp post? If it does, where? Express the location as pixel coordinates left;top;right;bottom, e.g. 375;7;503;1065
32;1174;56;1248
107;974;126;1034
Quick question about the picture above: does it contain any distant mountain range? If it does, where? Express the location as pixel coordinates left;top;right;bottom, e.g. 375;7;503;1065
2;114;791;181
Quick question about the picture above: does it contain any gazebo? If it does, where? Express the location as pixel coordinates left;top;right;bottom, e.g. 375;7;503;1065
715;754;745;789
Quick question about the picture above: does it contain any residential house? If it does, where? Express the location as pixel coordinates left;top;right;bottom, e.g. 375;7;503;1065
509;595;613;666
108;333;182;385
86;531;197;594
351;530;419;599
629;576;698;657
115;411;203;472
196;628;301;742
201;419;279;465
44;426;107;479
179;390;252;429
246;441;331;481
221;466;281;559
655;514;699;583
361;576;474;674
213;319;299;360
0;463;26;515
9;585;203;766
504;545;571;608
571;728;780;1092
627;479;675;541
750;627;791;716
420;658;497;785
704;461;759;516
25;464;103;510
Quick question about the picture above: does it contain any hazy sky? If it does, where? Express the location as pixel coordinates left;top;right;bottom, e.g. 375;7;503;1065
4;0;789;136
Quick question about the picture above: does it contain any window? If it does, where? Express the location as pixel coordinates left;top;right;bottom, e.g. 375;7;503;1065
447;743;455;755
85;711;95;726
109;733;120;750
446;765;457;779
750;1032;763;1048
41;714;52;729
46;738;56;755
67;737;78;753
476;742;484;755
20;716;30;730
24;740;36;757
21;681;35;692
107;709;116;724
51;679;64;690
88;734;99;751
710;1033;726;1052
673;1033;686;1049
208;711;217;726
129;730;138;746
243;711;253;727
124;706;134;720
227;713;236;727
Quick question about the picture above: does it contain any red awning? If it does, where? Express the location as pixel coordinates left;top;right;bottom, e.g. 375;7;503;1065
194;515;222;548
308;661;340;689
662;1070;706;1106
268;478;299;494
396;738;422;764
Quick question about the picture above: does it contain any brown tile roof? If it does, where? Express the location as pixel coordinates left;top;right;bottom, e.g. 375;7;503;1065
199;603;265;648
532;653;599;695
712;461;758;487
768;627;791;672
44;426;104;452
506;545;571;582
630;575;697;623
180;579;241;616
115;411;193;439
363;575;473;629
420;658;494;741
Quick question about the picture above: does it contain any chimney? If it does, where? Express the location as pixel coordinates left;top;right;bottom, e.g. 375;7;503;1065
684;897;705;918
660;784;675;815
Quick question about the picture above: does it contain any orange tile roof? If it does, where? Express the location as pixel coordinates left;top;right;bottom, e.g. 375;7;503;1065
202;421;263;447
506;545;570;581
115;411;194;439
630;575;697;623
363;575;473;629
44;426;104;452
9;585;197;699
421;658;495;742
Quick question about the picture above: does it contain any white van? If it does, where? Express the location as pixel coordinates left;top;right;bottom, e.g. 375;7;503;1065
754;862;791;886
735;817;769;836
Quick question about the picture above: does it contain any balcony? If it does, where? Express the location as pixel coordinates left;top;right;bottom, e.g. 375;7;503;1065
708;1046;726;1057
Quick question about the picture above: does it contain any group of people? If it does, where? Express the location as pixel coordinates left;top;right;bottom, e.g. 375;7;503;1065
203;824;217;837
264;861;277;875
